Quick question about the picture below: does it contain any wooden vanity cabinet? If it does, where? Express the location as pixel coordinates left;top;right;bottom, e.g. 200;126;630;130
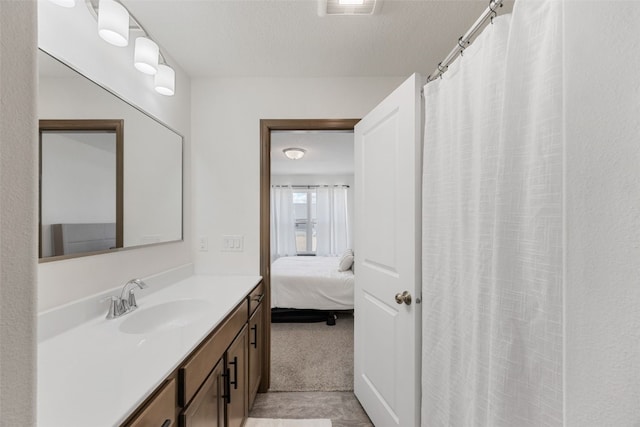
179;303;248;407
248;303;263;410
121;281;265;427
127;378;177;427
180;361;224;427
225;326;248;427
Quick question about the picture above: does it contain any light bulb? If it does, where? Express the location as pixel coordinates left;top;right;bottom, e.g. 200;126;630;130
134;37;159;75
154;64;175;96
98;0;130;47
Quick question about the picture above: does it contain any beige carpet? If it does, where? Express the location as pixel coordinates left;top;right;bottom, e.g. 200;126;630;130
270;314;353;392
245;419;331;427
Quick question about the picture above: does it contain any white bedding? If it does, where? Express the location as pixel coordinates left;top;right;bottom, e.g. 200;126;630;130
270;256;354;310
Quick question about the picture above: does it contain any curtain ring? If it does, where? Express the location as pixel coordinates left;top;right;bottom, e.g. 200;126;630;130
489;0;502;24
457;36;467;56
437;62;448;75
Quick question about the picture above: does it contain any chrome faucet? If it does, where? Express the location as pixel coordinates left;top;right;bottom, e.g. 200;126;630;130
101;278;148;319
120;278;148;312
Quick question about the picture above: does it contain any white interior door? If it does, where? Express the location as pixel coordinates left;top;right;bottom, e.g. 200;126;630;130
354;73;422;427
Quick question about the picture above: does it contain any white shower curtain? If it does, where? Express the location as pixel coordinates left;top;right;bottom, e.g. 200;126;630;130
270;186;297;261
422;1;563;426
316;186;351;257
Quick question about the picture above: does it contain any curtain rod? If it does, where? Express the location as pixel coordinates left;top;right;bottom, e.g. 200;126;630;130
272;185;350;189
427;0;504;82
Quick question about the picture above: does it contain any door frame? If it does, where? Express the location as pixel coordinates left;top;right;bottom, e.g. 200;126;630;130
259;118;360;391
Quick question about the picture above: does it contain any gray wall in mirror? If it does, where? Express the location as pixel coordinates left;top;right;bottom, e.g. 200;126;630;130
38;49;183;261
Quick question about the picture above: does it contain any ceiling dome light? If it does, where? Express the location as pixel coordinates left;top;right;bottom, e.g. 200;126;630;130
283;148;306;160
154;64;175;96
98;0;130;47
48;0;76;7
134;37;159;75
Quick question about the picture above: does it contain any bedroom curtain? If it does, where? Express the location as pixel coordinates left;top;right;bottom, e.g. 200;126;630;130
270;186;297;261
422;1;563;426
316;186;351;257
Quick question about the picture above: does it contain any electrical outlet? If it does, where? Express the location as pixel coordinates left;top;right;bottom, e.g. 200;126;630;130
198;236;208;251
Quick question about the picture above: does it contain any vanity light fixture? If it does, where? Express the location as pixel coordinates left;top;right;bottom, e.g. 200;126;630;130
98;0;130;47
48;0;76;7
53;0;178;96
283;148;306;160
134;37;160;75
154;65;176;96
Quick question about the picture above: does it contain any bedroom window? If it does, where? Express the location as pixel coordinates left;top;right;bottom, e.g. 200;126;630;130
293;190;317;254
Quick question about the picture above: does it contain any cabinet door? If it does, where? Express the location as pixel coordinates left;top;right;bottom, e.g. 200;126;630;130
248;303;263;410
226;326;248;427
180;361;224;427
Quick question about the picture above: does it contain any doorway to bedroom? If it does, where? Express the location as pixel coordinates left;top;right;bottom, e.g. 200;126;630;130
257;119;371;425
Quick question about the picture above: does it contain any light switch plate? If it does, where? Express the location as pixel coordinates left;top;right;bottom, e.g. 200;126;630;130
222;235;243;252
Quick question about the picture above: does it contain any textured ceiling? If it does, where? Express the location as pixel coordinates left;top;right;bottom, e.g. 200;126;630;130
122;0;511;78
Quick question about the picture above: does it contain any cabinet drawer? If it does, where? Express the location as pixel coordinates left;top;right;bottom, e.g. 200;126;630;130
248;282;264;316
180;360;224;427
180;302;248;406
127;378;176;427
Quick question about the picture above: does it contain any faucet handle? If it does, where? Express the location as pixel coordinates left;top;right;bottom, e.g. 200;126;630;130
127;291;139;310
124;279;147;310
100;295;123;319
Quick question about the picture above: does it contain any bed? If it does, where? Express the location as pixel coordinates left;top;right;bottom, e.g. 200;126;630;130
270;255;354;324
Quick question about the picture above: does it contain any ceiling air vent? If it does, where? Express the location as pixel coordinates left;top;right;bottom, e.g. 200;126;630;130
318;0;382;17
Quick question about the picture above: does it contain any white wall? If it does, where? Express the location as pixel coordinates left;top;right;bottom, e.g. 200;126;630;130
564;1;640;425
192;76;403;274
0;1;37;424
38;0;192;311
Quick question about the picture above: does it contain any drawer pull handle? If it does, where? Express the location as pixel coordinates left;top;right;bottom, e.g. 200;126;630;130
222;368;231;404
229;356;238;389
161;420;172;427
252;294;264;303
250;325;258;348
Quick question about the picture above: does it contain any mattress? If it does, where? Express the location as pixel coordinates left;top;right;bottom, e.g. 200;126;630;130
270;256;354;310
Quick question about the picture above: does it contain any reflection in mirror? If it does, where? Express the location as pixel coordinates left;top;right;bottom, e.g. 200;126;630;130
39;120;124;258
38;49;183;261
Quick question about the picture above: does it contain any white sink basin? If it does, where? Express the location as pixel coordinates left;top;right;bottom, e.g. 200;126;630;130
119;299;212;335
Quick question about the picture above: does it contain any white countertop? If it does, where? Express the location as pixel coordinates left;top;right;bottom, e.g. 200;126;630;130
38;275;262;427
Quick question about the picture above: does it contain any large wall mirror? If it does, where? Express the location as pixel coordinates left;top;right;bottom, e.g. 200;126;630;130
38;49;183;261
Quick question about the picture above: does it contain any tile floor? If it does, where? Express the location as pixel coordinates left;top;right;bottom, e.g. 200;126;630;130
250;391;374;427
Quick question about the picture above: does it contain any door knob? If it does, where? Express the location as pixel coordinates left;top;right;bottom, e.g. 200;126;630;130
395;291;412;305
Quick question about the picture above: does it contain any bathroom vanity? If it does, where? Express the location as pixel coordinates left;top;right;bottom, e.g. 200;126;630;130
38;275;264;427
